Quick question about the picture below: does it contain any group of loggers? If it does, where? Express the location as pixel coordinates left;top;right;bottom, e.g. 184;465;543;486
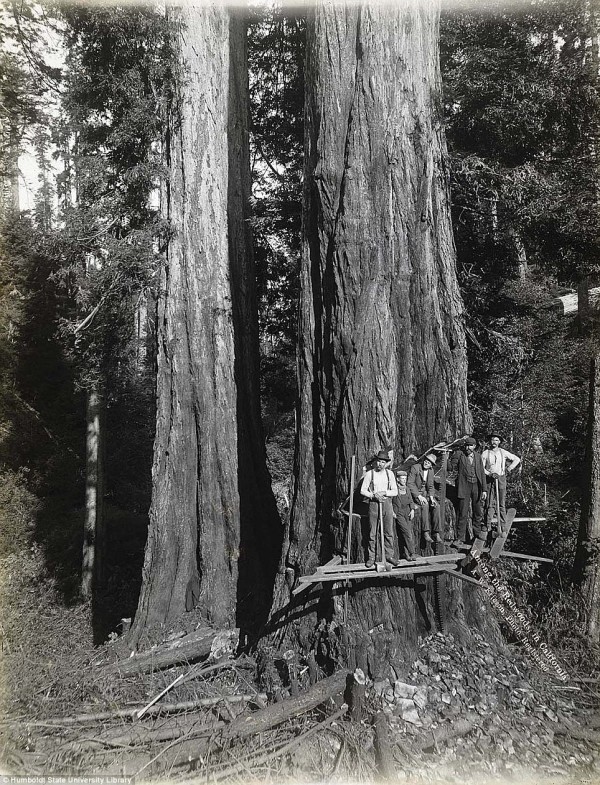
360;435;521;568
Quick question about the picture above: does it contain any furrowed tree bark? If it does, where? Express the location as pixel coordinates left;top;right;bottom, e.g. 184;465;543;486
228;17;282;632
132;4;278;638
273;0;494;672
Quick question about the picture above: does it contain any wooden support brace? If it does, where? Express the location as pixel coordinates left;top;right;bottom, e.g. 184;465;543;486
500;551;553;563
441;568;482;587
490;507;516;559
292;556;342;597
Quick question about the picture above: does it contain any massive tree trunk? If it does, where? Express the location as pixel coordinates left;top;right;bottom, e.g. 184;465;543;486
274;0;491;673
132;4;279;639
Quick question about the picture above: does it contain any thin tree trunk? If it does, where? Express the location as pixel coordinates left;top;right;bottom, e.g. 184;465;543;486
81;385;105;599
132;4;278;638
572;1;600;642
273;0;491;672
573;352;600;641
0;125;20;216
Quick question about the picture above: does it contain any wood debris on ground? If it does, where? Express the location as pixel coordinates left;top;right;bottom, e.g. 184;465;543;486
3;623;600;783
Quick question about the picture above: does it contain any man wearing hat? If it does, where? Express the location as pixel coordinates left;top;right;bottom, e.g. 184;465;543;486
393;469;417;561
408;453;442;543
481;434;521;528
360;450;399;568
449;437;487;545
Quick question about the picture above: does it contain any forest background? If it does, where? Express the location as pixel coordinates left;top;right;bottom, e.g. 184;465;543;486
0;0;599;661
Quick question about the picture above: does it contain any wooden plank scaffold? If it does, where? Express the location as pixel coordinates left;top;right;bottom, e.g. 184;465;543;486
295;439;552;595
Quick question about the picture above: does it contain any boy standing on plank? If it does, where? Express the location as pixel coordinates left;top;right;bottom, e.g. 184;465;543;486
393;470;417;561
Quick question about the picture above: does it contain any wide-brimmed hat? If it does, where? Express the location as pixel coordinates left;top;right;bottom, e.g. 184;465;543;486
424;453;437;465
374;450;390;461
488;433;503;443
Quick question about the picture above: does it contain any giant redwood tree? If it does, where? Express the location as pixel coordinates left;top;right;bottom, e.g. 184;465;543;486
132;4;280;638
275;0;492;670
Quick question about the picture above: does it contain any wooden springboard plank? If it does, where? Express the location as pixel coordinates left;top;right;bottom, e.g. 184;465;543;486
316;552;464;574
299;564;452;585
490;507;516;559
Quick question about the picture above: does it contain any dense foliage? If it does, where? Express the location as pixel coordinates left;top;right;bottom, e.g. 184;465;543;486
441;0;600;573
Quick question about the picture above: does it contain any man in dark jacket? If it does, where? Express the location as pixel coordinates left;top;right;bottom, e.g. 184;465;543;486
449;437;487;545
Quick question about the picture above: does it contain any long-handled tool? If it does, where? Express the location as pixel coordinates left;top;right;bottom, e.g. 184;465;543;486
346;456;356;565
377;501;387;572
495;477;501;536
344;456;356;624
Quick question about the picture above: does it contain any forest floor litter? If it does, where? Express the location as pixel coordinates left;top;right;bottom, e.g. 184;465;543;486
2;543;600;784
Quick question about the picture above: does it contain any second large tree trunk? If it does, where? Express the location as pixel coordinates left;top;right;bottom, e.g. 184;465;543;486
132;5;279;639
274;1;487;672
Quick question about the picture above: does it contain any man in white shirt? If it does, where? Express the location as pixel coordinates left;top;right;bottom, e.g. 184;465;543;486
481;434;521;529
360;450;399;568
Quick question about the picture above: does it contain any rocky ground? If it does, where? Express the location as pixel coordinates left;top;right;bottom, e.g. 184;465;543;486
2;543;600;784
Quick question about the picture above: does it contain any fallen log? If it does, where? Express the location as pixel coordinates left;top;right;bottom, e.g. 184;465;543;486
35;693;268;727
414;714;479;752
104;629;218;675
161;669;350;770
102;714;224;747
221;669;349;742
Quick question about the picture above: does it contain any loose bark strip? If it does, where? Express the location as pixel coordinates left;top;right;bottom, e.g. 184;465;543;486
104;630;217;675
374;711;396;781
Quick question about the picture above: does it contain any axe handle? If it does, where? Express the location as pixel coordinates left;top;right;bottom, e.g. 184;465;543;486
379;501;385;565
495;478;501;535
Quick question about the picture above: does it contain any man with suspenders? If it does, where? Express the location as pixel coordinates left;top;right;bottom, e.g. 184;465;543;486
481;434;521;529
360;450;399;568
